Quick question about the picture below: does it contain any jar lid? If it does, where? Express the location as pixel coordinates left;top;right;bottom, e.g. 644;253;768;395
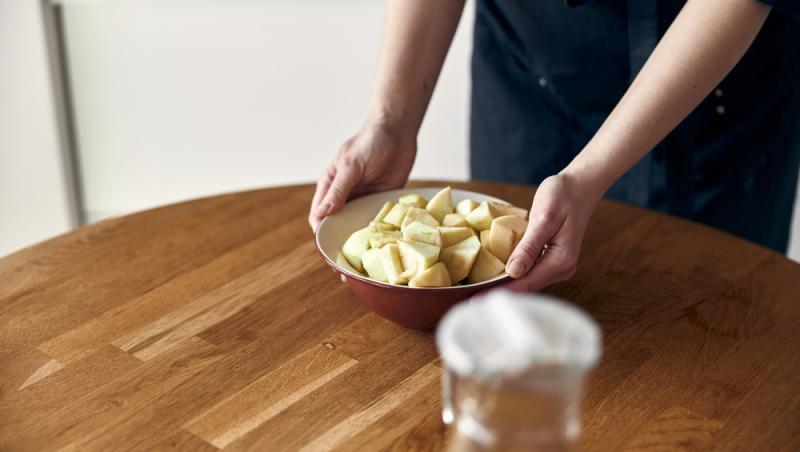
435;290;601;379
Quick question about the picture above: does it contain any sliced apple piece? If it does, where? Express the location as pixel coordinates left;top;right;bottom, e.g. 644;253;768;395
399;267;418;282
425;186;454;223
369;231;402;249
401;207;440;230
438;235;481;283
361;248;388;282
493;215;527;237
467;246;506;284
439;226;473;248
466;201;498;231
336;252;361;275
489;201;528;219
368;221;397;233
456;199;479;217
373;201;395;222
398;193;427;208
398;240;440;279
383;203;410;227
479;229;490;248
402;222;442;247
493;215;528;250
409;262;452;288
488;221;515;263
380;243;408;285
341;227;372;272
442;213;468;228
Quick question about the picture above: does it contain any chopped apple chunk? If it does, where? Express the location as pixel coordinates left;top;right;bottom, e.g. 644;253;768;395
362;248;388;282
369;231;402;249
368;221;397;233
456;199;479;217
439;227;473;248
401;207;440;230
383;203;410;227
425;187;454;223
442;213;468;228
438;236;481;283
403;222;442;247
488;222;515;263
373;201;395;222
409;262;451;288
398;193;427;208
479;229;490;248
342;227;372;272
467;246;506;284
466;201;498;231
489;201;528;219
380;243;408;285
398;240;440;279
338;189;528;287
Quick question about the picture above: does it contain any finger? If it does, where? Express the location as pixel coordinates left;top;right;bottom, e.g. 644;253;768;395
308;164;337;230
506;207;563;278
502;243;577;292
312;163;336;211
318;158;363;216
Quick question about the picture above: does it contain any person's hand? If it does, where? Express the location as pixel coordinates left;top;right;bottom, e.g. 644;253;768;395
309;121;417;231
502;173;603;292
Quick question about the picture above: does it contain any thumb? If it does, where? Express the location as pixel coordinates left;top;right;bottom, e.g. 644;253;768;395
316;158;363;216
506;210;562;278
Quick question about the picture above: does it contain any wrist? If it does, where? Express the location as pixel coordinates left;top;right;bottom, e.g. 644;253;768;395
558;158;612;206
362;109;418;148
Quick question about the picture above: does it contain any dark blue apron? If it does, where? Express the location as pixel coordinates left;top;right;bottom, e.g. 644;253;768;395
470;0;800;252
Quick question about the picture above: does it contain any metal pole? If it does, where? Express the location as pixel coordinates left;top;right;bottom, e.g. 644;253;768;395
39;0;86;226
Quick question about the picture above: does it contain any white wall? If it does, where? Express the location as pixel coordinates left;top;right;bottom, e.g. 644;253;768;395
0;0;77;257
60;0;473;222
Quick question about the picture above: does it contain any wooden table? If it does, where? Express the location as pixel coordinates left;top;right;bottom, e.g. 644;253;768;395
2;181;799;451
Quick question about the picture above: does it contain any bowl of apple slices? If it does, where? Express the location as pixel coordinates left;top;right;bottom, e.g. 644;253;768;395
315;186;529;330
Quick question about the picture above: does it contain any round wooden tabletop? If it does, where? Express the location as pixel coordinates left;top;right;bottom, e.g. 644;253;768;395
1;181;799;451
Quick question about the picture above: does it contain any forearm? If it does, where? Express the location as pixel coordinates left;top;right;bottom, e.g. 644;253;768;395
562;0;771;198
367;0;465;135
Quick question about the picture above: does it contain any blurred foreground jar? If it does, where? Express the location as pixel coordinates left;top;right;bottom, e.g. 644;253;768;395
436;291;601;451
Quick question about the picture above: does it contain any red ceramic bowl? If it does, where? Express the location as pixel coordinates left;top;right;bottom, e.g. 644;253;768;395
315;187;512;330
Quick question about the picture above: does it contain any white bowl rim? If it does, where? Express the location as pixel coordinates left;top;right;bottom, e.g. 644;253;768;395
314;187;517;291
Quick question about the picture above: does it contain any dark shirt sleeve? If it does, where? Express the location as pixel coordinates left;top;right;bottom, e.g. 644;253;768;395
759;0;800;18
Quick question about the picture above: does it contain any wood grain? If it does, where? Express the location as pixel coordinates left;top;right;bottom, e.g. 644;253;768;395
1;181;799;451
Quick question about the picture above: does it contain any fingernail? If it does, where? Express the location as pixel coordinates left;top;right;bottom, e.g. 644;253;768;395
507;258;526;277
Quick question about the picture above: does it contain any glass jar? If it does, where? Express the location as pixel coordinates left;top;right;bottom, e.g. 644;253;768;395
436;291;601;451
